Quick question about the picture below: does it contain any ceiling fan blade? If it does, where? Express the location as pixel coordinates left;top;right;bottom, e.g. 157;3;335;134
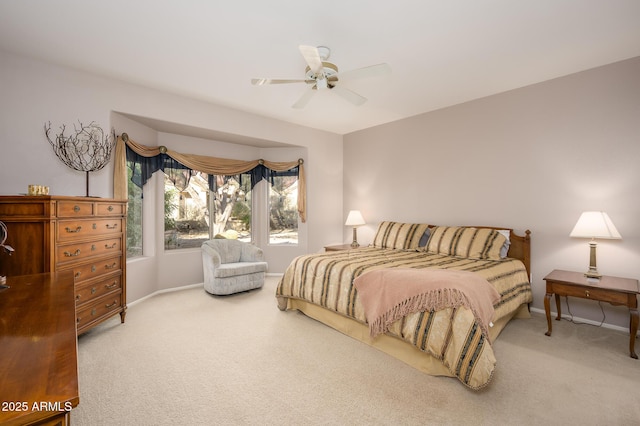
330;86;367;106
298;45;324;75
335;63;391;81
251;78;313;85
292;88;316;109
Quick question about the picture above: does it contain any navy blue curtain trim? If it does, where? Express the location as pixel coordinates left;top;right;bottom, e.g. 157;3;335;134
126;145;299;190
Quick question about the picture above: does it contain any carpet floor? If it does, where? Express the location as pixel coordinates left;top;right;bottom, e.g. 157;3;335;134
72;276;640;425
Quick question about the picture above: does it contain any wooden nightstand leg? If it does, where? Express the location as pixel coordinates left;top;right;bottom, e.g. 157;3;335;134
544;292;552;336
554;294;561;321
629;308;638;359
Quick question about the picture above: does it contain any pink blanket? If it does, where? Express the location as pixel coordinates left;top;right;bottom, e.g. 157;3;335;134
353;268;501;339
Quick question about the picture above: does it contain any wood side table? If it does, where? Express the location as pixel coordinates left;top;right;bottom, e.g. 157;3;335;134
543;269;640;359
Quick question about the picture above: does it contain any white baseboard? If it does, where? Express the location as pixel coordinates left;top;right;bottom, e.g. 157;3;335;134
128;283;202;308
128;274;284;308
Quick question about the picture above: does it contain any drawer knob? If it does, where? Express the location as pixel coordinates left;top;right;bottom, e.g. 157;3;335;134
74;205;80;213
91;287;97;294
65;226;82;233
585;290;590;298
64;249;81;257
108;205;114;212
76;294;81;300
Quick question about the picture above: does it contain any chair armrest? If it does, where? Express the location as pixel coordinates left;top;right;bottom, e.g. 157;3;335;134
201;243;222;268
240;243;264;262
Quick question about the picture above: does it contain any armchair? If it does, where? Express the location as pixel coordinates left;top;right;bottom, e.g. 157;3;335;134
201;239;268;295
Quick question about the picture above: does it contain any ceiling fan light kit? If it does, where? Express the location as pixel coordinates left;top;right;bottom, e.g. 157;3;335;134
251;45;390;109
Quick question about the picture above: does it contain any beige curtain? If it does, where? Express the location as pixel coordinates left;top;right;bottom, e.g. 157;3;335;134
113;134;307;222
113;136;128;200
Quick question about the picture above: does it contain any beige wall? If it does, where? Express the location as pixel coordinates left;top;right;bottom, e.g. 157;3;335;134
344;57;640;329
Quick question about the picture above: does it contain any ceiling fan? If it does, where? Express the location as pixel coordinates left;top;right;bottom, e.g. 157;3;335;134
251;45;391;109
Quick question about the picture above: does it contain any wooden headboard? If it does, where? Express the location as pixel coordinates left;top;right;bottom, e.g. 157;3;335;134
504;229;531;280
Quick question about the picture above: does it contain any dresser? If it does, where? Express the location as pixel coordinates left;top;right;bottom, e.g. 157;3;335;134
0;195;127;334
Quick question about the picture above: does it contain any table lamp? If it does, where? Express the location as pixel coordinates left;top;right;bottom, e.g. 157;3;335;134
569;211;621;279
345;210;366;248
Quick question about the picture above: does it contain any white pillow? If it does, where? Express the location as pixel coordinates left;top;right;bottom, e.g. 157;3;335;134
497;229;511;258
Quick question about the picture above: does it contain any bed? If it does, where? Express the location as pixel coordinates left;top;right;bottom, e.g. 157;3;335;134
276;222;532;390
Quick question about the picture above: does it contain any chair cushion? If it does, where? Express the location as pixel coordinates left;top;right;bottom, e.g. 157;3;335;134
214;262;268;278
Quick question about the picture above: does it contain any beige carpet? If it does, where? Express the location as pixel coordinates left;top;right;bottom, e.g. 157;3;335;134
72;276;640;425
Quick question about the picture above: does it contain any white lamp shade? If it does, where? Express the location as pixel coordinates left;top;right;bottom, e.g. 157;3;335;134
570;211;622;239
345;210;365;227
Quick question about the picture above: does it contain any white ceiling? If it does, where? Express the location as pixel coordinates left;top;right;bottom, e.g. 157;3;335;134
1;1;639;136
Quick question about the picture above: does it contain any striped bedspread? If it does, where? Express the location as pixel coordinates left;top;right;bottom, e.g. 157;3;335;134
276;247;532;389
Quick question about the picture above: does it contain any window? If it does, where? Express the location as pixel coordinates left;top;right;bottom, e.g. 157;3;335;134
269;174;298;245
164;172;252;250
164;170;211;250
126;161;143;257
210;175;252;242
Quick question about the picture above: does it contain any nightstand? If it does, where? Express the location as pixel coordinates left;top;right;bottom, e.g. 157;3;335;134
324;244;363;252
543;269;640;359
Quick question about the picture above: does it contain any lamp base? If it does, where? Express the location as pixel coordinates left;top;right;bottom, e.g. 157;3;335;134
584;271;602;280
351;227;360;248
584;241;601;280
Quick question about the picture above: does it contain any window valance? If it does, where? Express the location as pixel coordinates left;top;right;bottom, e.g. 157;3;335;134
113;133;306;222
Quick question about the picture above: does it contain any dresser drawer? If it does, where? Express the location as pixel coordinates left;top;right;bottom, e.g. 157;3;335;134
56;237;122;266
63;256;122;283
57;218;124;242
96;202;126;216
75;274;122;307
0;198;53;217
76;292;122;330
57;200;95;217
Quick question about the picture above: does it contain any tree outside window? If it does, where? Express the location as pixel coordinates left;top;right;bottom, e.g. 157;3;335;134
164;172;252;250
164;171;211;249
269;175;298;245
210;175;252;241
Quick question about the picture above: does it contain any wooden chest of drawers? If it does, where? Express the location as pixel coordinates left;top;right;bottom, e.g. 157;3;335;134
0;195;127;334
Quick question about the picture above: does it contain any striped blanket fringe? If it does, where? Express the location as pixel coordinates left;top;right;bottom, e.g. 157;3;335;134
368;288;493;340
